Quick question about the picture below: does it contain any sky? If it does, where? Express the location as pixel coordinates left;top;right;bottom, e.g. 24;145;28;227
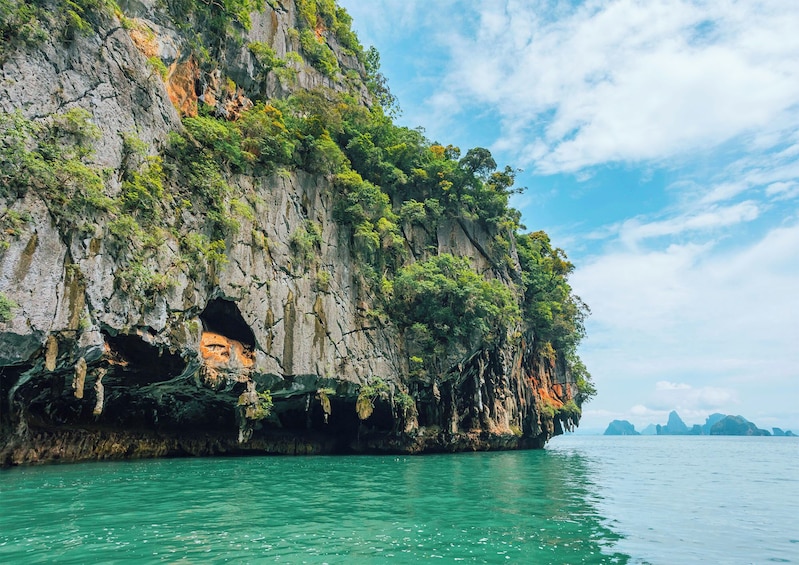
338;0;799;433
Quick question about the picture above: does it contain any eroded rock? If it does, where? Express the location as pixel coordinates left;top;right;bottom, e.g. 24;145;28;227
0;0;584;466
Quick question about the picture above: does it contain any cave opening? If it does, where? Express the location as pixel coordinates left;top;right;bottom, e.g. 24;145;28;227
0;365;25;427
264;394;397;452
364;399;395;432
200;298;256;348
104;333;186;384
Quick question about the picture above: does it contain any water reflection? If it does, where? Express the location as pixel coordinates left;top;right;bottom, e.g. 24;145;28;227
0;450;630;563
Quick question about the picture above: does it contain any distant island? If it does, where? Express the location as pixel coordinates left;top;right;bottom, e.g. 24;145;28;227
604;411;796;436
603;420;640;435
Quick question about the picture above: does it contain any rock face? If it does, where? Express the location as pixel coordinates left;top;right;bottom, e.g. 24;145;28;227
603;420;639;436
0;0;586;465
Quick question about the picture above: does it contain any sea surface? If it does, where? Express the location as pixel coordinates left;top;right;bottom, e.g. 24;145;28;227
0;435;797;563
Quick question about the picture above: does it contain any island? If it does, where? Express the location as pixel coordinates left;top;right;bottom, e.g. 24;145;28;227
604;420;640;435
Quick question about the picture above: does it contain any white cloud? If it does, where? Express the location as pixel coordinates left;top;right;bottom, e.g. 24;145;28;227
649;381;739;411
432;0;799;173
618;201;760;247
572;219;799;431
766;181;799;201
339;0;799;432
655;381;691;391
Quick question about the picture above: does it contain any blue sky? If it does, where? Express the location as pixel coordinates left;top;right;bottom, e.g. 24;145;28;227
339;0;799;433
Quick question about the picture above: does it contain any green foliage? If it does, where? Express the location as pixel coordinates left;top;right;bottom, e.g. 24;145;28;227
356;377;388;420
390;254;520;361
249;41;298;88
331;6;361;56
237;103;296;168
293;0;353;75
168;118;247;240
248;41;282;70
332;167;403;269
121;155;165;222
147;56;168;79
0;0;116;48
394;391;416;421
108;214;144;249
0;209;31;237
315;269;331;292
250;390;273;420
0;109;109;227
180;233;228;275
569;354;597;403
299;29;339;77
539;400;556;419
0;0;48;59
0;292;16;323
184;115;245;168
289;220;322;266
295;0;318;29
333;170;390;226
363;47;397;115
359;377;389;402
115;260;176;298
399;200;426;224
166;0;265;54
515;230;588;356
558;399;581;420
295;0;362;62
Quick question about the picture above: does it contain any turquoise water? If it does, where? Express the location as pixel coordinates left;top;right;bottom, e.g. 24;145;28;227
0;436;796;563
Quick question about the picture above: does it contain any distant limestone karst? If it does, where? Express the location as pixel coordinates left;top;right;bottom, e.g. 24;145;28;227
604;411;795;437
603;420;640;435
710;415;770;436
656;410;690;435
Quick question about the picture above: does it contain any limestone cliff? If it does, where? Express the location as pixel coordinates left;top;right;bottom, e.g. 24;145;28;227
0;0;591;465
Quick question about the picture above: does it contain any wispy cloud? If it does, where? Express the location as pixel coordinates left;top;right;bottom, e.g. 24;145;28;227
618;201;760;247
434;0;799;173
340;0;799;431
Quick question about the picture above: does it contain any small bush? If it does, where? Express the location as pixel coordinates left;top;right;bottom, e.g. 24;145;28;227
0;292;17;323
0;209;32;237
356;377;389;420
289;220;322;266
147;56;168;79
251;390;273;420
299;29;338;77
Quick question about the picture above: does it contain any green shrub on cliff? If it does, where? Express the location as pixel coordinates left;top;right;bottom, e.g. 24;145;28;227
251;390;273;420
356;377;389;420
0;292;16;323
515;230;588;358
0;0;114;53
389;254;520;360
299;29;339;77
289;220;322;267
0;109;108;228
167;0;265;48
